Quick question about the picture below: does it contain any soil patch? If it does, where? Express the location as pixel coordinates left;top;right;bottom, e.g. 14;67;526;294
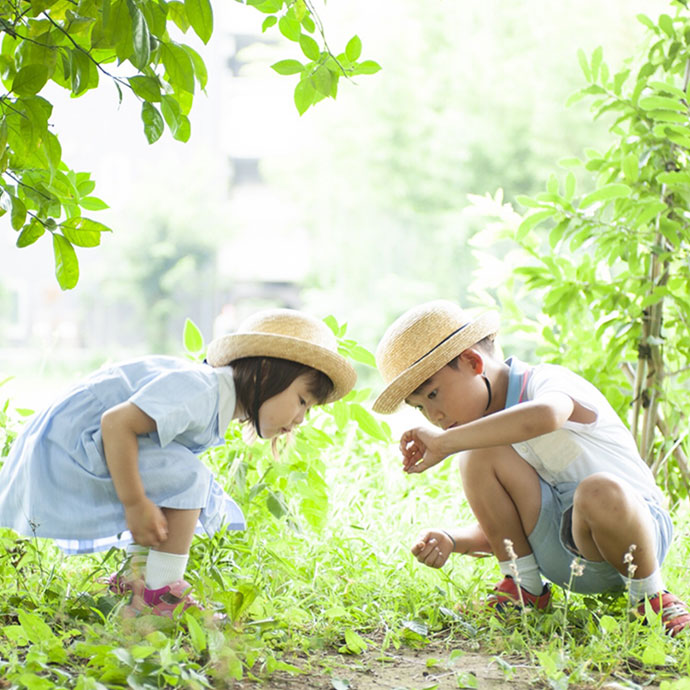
230;643;664;690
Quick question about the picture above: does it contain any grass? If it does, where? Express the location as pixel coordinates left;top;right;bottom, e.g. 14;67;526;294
0;400;689;689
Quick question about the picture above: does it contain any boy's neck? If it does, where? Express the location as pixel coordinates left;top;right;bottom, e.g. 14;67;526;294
484;358;510;414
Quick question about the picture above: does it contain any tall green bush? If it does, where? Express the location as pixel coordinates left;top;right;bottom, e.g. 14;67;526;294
471;5;690;500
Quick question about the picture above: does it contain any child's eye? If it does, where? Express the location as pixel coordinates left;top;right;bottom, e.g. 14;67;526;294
427;390;437;400
299;397;307;406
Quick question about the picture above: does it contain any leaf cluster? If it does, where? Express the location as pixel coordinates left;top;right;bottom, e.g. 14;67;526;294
473;5;690;500
1;0;380;289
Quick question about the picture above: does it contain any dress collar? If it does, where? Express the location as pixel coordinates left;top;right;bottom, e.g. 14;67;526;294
214;366;236;434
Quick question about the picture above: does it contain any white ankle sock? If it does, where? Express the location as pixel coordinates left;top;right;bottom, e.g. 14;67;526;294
125;543;149;579
625;569;664;603
145;550;189;590
499;554;544;595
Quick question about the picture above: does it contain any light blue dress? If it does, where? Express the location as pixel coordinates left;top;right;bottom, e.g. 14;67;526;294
0;356;245;554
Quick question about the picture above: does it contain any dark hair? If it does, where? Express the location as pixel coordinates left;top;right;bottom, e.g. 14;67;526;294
231;357;334;436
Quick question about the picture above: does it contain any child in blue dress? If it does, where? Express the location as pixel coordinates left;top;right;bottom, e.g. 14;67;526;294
0;309;356;617
373;300;689;636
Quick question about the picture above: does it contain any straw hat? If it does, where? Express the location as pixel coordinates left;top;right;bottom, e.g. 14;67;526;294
373;300;499;414
206;309;357;402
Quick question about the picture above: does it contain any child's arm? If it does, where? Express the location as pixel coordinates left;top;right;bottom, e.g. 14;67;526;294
412;523;492;568
401;392;574;474
101;402;169;547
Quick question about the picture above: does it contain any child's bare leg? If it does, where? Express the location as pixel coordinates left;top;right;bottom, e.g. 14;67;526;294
458;446;541;560
571;473;657;578
145;507;201;589
156;508;201;554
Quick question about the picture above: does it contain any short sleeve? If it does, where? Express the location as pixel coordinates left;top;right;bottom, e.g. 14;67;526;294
527;364;600;430
129;368;219;448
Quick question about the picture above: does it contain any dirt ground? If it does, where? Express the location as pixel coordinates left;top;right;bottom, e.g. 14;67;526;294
230;643;665;690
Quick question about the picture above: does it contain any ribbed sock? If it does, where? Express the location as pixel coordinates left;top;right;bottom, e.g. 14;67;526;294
125;543;149;579
499;553;544;595
624;569;664;603
145;550;189;590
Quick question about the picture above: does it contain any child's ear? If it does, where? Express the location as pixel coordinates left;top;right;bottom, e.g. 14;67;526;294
460;348;485;374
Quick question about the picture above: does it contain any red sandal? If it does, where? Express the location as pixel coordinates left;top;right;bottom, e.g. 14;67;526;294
637;591;690;636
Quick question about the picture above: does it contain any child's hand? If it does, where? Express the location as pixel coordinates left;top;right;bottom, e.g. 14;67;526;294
411;529;454;568
124;498;169;547
400;427;448;473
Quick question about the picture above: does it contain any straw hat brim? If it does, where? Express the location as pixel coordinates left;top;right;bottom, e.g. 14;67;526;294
372;312;499;414
206;332;357;403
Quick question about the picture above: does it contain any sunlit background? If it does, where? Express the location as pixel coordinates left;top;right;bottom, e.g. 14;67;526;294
0;0;669;409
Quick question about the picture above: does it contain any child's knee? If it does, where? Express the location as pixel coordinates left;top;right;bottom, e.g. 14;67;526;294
573;472;629;518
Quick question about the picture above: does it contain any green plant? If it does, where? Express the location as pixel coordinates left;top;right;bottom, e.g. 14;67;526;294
468;4;690;501
0;0;379;289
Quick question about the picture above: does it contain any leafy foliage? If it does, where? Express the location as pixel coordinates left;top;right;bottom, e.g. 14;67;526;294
0;0;379;289
470;5;690;500
0;318;689;686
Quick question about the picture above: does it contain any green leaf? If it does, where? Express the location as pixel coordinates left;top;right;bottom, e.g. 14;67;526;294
515;195;542;208
70;49;93;95
10;195;26;230
564;172;576;201
266;491;287;519
579;183;632;208
161;42;195;94
641;644;666;666
130;6;151;69
294;77;316;115
141;102;164;144
349;403;389;442
279;15;301;42
299;34;320;61
80;196;109;211
16;219;45;248
185;0;213;44
185;612;207;652
19;611;57;644
557;156;582;168
262;16;277;32
172;114;190;142
345;35;362;62
271;59;303;76
658;14;674;38
577;48;591;81
622;152;639;183
61;217;110;247
346;344;376;367
167;0;190;32
355;60;381;75
12;65;49;96
128;75;162;102
590;45;603;82
312;64;333;96
183;45;208;90
160;95;190;141
183;317;204;353
456;671;479;689
343;629;367;655
657;171;690;186
52;233;79;290
639;95;685;112
636;14;656;30
517;209;556;239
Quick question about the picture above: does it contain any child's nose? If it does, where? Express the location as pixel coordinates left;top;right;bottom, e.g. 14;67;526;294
293;408;306;426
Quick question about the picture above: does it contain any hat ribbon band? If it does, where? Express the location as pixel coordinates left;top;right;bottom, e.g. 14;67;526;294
411;322;470;366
